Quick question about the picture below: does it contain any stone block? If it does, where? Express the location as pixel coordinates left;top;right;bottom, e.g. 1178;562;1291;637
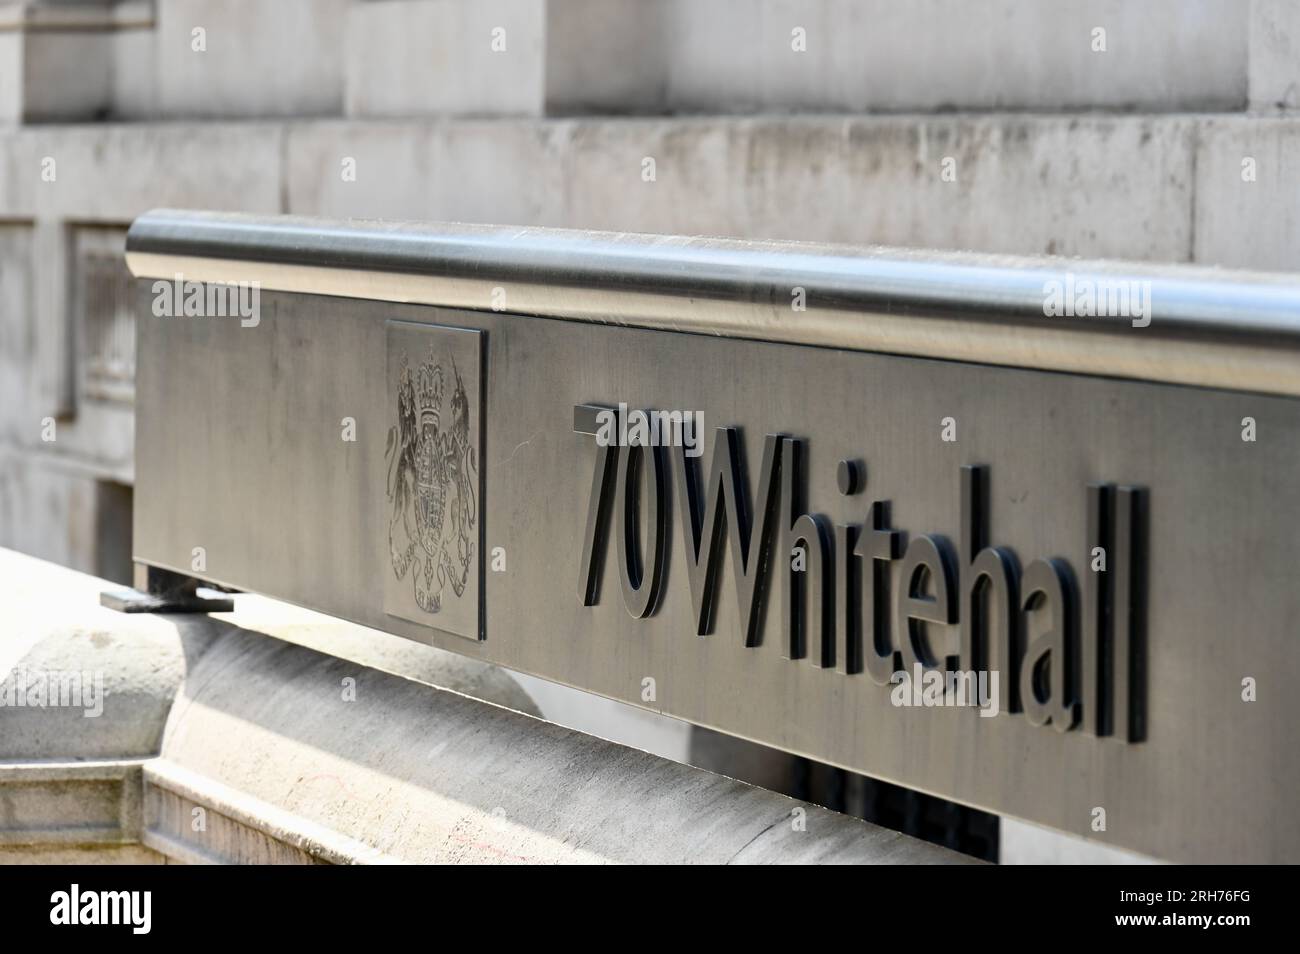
344;0;544;117
1249;0;1300;110
154;0;347;118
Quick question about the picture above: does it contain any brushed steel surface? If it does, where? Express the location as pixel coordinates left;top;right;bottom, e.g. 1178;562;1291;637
135;285;1300;863
125;209;1300;397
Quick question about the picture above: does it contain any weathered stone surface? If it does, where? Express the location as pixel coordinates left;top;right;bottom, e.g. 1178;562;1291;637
0;0;1266;122
0;32;20;126
215;594;542;717
285;114;1198;262
16;30;114;122
344;0;545;118
1249;0;1300;111
0;547;970;863
0;548;217;760
153;626;974;863
342;0;1249;117
0;843;167;863
660;0;1246;114
154;0;347;118
543;0;666;115
0;2;153;123
0;122;284;220
7;114;1297;268
1193;116;1300;272
110;19;157;120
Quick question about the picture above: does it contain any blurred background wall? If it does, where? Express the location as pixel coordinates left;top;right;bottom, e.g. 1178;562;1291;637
0;0;1295;861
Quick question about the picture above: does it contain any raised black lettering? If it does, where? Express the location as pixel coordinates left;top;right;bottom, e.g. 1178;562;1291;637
858;501;903;685
1019;557;1079;731
960;465;1021;710
675;428;785;646
897;534;958;672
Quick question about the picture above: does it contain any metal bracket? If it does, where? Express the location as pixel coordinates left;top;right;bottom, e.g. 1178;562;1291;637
100;565;234;614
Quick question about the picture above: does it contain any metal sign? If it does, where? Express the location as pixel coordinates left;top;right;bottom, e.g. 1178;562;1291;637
125;210;1300;862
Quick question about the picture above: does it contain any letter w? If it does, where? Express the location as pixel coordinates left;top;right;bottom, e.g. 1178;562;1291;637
676;428;783;645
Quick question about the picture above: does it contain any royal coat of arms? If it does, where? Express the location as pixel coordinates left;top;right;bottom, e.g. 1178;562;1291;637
384;321;482;639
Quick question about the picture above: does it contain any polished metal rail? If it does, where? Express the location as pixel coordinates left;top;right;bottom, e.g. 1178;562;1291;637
126;209;1300;397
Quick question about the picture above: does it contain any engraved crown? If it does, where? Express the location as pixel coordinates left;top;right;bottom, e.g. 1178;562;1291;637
416;356;445;430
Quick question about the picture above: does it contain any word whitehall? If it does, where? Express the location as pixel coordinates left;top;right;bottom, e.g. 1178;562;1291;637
575;404;1148;742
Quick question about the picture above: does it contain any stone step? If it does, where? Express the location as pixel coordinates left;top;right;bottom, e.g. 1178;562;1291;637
5;1;1300;122
2;114;1292;270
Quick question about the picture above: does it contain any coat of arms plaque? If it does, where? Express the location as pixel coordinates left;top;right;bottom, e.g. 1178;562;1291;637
384;320;483;640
